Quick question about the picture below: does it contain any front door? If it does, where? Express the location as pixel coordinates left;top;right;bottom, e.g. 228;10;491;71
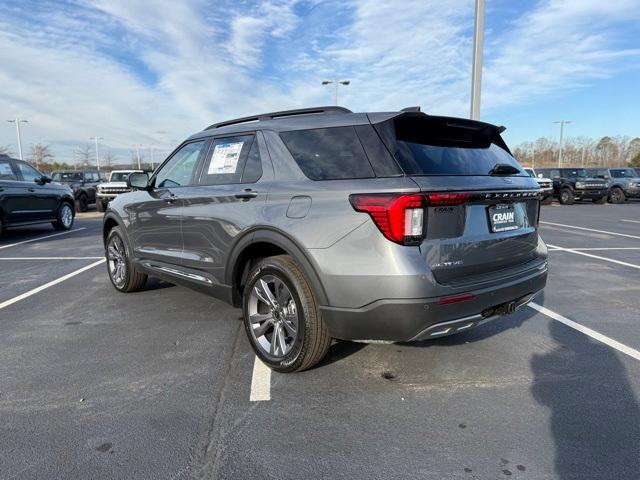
128;140;207;266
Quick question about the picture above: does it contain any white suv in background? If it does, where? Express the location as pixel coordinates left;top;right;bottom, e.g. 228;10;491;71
525;168;553;204
96;170;143;212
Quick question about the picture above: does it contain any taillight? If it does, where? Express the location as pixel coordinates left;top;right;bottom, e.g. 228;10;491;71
350;193;425;245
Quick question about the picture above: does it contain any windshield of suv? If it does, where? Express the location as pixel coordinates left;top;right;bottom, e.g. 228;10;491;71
109;172;133;182
52;172;83;182
524;168;535;177
611;169;638;178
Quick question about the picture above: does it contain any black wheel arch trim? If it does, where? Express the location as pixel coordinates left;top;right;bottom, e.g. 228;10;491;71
225;226;329;308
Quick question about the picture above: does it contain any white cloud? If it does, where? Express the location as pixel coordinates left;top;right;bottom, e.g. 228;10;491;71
0;0;638;162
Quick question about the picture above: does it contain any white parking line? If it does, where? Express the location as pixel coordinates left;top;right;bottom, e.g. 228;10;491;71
621;219;640;224
0;259;105;310
0;256;103;260
529;303;640;361
249;356;271;401
540;221;640;240
546;244;640;271
549;247;640;251
0;228;87;250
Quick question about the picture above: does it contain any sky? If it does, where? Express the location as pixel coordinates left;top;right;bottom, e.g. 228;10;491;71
0;0;639;164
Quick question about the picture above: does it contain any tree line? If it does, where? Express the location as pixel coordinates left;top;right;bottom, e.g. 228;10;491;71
513;135;640;168
0;143;153;173
3;135;640;173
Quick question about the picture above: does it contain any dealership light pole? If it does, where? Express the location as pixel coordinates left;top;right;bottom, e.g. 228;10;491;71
470;0;484;120
7;118;28;160
322;80;350;105
90;136;103;171
135;144;142;170
554;120;572;167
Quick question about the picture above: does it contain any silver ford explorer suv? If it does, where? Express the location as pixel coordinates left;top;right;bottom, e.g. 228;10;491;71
103;106;548;372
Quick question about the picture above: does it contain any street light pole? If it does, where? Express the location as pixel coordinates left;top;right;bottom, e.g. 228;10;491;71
135;145;141;170
7;118;28;160
470;0;485;120
90;136;104;171
321;80;350;105
554;120;572;168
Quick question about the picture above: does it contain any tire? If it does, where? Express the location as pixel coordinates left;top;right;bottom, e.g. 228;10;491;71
96;200;107;212
52;202;75;230
242;255;331;373
105;226;147;293
0;216;4;237
609;187;626;204
559;188;574;205
77;194;89;212
592;196;607;205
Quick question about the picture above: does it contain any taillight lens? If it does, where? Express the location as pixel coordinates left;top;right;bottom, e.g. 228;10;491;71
350;193;426;245
426;192;471;206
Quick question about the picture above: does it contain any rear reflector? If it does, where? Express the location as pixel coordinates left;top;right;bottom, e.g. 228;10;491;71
426;193;471;206
350;193;425;245
437;293;475;305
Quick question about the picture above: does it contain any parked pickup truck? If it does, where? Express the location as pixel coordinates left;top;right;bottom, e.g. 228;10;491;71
96;170;143;212
587;168;640;203
524;168;553;204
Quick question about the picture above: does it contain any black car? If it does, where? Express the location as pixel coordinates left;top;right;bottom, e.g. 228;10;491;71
537;167;608;205
0;155;75;234
51;170;107;212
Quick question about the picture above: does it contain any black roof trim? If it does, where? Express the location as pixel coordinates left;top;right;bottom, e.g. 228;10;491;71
205;106;352;130
400;106;421;112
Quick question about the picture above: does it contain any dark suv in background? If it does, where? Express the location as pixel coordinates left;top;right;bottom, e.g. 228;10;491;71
587;168;640;203
103;106;548;372
0;155;75;234
52;170;106;211
537;167;608;205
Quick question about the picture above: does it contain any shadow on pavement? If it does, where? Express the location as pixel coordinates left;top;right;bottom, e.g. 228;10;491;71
531;319;640;479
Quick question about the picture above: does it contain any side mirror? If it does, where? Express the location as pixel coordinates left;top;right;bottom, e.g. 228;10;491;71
127;172;150;190
35;175;52;185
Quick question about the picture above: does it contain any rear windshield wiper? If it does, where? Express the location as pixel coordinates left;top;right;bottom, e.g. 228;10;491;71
489;163;520;176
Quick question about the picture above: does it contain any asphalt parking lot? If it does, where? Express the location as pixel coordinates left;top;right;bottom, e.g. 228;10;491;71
1;204;639;480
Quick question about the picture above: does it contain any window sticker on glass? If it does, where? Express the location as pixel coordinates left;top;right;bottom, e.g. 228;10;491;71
208;142;244;175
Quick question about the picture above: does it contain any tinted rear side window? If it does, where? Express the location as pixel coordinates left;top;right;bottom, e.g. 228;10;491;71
280;127;375;180
378;115;524;176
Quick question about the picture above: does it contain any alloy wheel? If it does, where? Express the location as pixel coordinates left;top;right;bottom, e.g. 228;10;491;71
107;235;127;288
247;274;299;358
61;204;73;228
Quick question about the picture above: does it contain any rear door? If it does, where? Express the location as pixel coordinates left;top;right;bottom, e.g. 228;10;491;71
13;160;58;221
179;132;271;287
372;114;542;285
0;159;27;225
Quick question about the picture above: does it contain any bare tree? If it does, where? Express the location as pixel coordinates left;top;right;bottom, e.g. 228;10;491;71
0;145;13;156
29;143;54;169
103;150;118;168
74;144;94;168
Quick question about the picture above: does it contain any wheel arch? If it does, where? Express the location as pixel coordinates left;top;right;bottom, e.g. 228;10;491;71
226;227;329;308
102;212;124;247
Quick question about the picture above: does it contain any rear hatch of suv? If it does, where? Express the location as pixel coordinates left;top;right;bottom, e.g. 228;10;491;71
370;112;542;286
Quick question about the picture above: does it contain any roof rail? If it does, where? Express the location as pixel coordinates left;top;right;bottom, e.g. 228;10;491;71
400;106;421;112
205;106;352;130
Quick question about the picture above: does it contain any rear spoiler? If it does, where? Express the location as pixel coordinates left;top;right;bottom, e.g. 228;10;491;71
367;111;512;154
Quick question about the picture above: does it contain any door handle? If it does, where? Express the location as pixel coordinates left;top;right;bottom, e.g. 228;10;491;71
234;189;258;200
28;188;35;192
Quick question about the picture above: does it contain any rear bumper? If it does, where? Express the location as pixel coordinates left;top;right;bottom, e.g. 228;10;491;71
320;262;547;341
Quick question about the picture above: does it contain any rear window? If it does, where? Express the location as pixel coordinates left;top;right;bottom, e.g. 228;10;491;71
53;172;83;181
379;115;524;176
280;127;375;180
611;169;637;178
